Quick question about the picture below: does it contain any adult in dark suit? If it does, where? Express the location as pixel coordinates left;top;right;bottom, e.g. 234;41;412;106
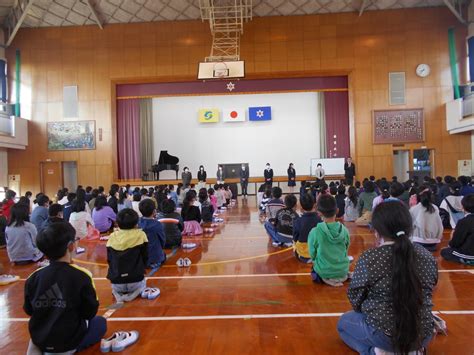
264;163;274;187
240;165;249;198
344;157;356;186
197;165;207;183
287;163;296;193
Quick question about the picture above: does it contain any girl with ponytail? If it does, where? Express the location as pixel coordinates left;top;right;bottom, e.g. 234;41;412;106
410;187;443;251
337;201;438;354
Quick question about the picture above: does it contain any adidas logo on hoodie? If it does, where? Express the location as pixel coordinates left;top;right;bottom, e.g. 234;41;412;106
34;283;67;308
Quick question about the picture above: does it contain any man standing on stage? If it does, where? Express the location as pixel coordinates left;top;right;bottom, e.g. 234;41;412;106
344;157;356;186
240;165;249;198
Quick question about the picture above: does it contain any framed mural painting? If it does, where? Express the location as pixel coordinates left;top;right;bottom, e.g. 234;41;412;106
47;120;96;151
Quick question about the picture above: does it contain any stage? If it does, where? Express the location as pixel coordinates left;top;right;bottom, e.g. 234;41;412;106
113;175;346;195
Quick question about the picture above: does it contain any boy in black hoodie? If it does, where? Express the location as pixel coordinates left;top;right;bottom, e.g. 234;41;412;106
441;194;474;265
24;222;106;353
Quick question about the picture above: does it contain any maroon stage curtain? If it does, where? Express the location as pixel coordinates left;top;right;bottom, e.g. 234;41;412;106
117;99;141;179
324;91;350;159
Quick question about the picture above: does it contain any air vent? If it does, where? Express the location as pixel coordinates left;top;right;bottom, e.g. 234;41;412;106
389;72;406;105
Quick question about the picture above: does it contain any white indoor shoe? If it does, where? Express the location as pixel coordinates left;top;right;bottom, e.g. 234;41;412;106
0;274;20;286
111;331;140;352
100;332;125;353
141;287;160;300
183;257;192;267
182;243;197;249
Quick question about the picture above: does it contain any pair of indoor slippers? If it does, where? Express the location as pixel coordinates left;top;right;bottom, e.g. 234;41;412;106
140;287;160;300
176;257;192;267
182;242;197;249
100;331;139;353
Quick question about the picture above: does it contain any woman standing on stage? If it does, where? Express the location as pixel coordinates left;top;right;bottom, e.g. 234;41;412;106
287;163;296;193
264;163;274;187
197;165;207;189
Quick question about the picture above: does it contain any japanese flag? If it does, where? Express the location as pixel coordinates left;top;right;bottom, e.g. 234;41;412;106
223;109;245;122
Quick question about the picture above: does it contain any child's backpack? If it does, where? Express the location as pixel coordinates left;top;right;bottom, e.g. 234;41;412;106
439;208;451;229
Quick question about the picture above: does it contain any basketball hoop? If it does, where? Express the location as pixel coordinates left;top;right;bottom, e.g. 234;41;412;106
213;62;229;79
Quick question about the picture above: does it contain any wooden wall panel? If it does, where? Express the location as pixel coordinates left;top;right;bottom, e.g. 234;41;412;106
6;7;473;193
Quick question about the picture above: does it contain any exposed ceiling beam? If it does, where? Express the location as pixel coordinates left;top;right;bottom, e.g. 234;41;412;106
5;0;35;47
443;0;467;24
359;0;370;17
84;0;103;29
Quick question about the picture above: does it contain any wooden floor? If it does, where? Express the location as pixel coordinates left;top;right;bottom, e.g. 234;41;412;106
1;197;474;354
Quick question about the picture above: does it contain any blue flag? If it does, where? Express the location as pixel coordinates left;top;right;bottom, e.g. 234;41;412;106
249;106;272;121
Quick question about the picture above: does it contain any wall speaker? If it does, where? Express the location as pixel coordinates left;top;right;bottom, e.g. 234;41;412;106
63;85;78;118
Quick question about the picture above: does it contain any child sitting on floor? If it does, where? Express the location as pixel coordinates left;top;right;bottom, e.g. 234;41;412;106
138;199;166;268
223;184;233;206
409;188;443;251
106;208;159;302
157;199;184;248
217;184;227;210
168;184;178;207
131;193;142;217
293;193;321;263
338;201;438;354
6;203;44;265
181;191;203;235
214;184;224;210
308;194;351;287
265;194;299;248
441;194;474;264
69;199;98;240
344;186;359;222
208;188;218;213
199;188;215;233
40;203;64;232
259;187;271;217
335;184;346;218
24;222;107;353
265;187;285;222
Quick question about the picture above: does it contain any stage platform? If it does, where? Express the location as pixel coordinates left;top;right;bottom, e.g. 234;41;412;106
113;175;346;192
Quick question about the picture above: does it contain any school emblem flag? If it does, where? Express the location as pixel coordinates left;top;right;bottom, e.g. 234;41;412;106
223;109;245;122
198;109;219;123
249;106;272;121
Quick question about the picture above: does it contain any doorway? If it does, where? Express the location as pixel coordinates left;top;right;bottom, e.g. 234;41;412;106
40;161;62;198
392;150;410;181
413;149;434;178
62;161;78;191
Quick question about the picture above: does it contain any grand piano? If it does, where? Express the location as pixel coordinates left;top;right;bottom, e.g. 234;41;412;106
152;151;179;180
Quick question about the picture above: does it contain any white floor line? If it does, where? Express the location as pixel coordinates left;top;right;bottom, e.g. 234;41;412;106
438;269;474;274
16;269;474;281
3;310;474;322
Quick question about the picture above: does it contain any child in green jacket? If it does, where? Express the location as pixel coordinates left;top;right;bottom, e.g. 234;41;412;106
308;194;350;287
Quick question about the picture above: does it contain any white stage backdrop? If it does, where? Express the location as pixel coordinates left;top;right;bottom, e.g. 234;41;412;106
152;92;320;179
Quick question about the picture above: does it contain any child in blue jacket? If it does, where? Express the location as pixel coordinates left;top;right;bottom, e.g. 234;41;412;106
138;199;166;268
